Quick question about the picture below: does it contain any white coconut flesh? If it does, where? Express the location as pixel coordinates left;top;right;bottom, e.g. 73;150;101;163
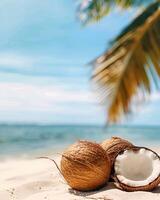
114;148;160;187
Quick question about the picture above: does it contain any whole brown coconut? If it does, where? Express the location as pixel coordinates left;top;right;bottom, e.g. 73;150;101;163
60;140;111;191
101;137;133;167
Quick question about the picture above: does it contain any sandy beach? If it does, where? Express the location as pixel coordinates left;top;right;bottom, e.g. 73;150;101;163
0;148;159;200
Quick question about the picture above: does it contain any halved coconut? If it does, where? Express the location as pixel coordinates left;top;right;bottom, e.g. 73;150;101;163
101;137;133;167
114;147;160;191
60;140;111;191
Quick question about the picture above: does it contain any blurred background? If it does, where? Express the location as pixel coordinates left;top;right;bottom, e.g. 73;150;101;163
0;0;159;158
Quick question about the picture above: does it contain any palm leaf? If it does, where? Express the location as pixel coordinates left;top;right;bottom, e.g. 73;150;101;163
92;2;160;123
113;1;160;42
78;0;153;23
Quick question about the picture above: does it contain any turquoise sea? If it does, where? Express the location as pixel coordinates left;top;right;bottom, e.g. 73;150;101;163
0;124;159;158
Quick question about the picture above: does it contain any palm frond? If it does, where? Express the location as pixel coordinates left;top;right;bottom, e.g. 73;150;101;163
92;2;160;123
113;1;160;42
78;0;153;24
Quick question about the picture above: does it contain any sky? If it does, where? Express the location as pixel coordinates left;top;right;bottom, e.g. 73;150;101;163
0;0;160;125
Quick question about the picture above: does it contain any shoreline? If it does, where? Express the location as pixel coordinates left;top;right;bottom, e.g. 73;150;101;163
0;148;160;200
0;144;159;160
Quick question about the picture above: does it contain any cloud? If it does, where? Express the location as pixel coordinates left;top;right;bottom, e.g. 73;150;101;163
0;82;98;112
130;92;160;125
0;52;88;79
149;92;160;101
0;81;105;124
0;53;33;69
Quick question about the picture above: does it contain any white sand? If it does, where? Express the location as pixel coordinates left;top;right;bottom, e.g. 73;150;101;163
0;148;160;200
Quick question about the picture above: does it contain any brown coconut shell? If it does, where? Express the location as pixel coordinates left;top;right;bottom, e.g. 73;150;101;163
101;136;134;167
114;146;160;192
60;140;111;191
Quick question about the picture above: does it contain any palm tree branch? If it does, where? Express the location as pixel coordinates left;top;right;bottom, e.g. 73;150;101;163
113;1;160;42
78;0;154;24
93;6;160;122
111;8;160;99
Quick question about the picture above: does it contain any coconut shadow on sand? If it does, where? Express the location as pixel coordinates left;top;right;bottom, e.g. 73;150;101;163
68;182;160;199
68;182;115;200
152;185;160;193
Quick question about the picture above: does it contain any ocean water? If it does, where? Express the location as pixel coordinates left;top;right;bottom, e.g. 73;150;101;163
0;124;159;158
